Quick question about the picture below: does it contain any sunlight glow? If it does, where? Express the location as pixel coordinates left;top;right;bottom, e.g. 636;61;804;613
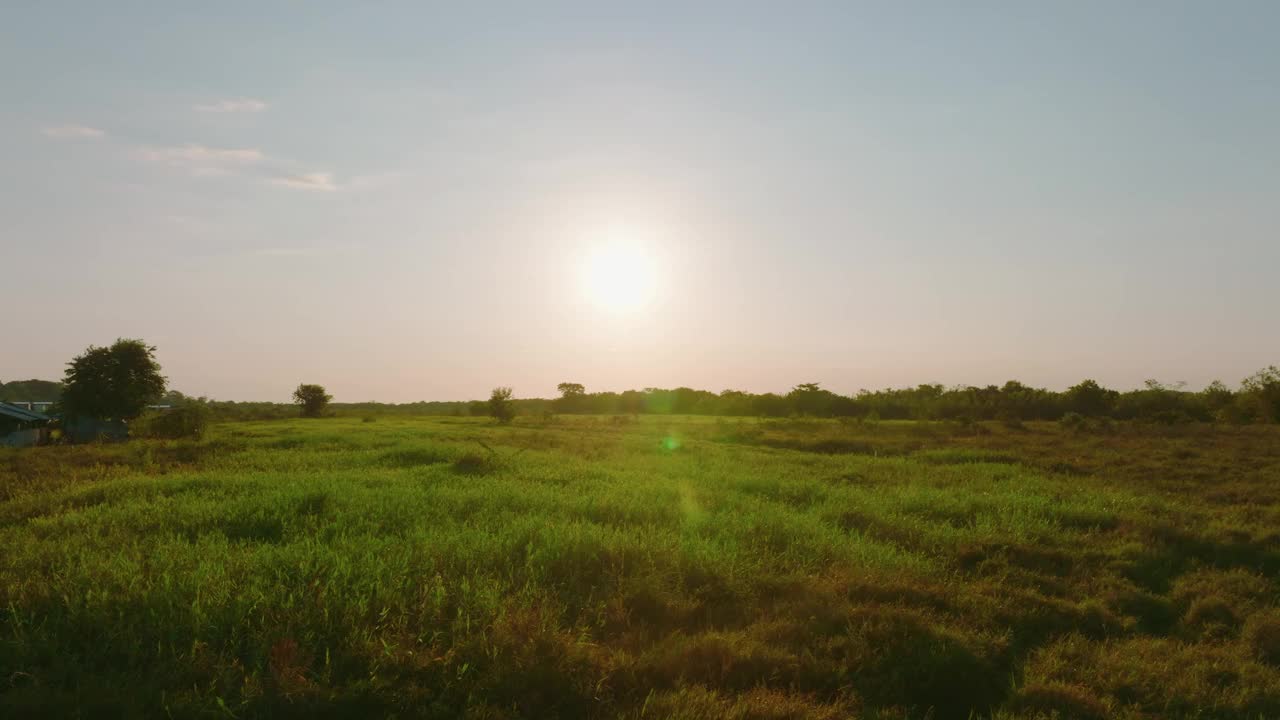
582;234;658;312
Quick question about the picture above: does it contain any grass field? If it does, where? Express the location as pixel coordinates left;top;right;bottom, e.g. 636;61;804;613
2;416;1279;719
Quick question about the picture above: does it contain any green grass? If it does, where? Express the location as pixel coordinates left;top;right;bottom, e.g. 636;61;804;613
2;416;1279;718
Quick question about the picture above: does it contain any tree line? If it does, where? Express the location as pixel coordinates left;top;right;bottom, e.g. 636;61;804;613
477;373;1280;424
7;339;1279;427
198;370;1280;425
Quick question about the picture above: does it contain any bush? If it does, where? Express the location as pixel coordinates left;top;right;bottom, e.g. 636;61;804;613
1059;412;1087;433
1240;366;1280;423
132;404;211;440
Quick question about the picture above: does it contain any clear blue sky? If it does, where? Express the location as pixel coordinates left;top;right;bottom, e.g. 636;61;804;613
3;2;1277;401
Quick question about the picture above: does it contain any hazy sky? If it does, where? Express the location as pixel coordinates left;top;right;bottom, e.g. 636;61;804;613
3;2;1278;402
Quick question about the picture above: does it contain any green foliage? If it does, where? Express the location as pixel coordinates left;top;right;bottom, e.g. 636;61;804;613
1065;379;1118;417
131;402;212;440
1240;366;1280;423
1060;411;1088;433
488;386;514;424
555;382;587;413
59;339;166;420
0;378;62;402
291;383;331;418
787;382;844;417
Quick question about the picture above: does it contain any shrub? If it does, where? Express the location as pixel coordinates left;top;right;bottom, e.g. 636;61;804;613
1217;403;1255;424
1059;412;1087;433
947;416;990;436
132;404;211;440
1240;366;1280;423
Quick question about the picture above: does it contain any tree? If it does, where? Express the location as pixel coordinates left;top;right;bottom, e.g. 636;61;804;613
557;382;585;397
0;378;63;402
489;386;515;424
788;382;837;416
293;384;332;418
1201;380;1235;414
61;339;166;419
1240;366;1280;423
1065;379;1116;417
556;382;586;413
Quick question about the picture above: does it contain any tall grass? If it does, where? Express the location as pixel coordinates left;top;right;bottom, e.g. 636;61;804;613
2;416;1278;718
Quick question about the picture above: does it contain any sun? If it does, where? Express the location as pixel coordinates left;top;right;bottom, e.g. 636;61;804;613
582;237;657;312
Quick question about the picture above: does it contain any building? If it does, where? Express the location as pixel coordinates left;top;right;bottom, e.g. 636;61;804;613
0;402;52;447
4;400;55;414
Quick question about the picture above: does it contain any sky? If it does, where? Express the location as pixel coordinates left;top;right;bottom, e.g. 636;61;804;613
2;2;1278;402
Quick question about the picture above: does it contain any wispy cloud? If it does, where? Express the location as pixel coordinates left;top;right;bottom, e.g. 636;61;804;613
141;144;263;165
194;97;268;113
269;172;338;192
139;143;343;191
41;124;105;139
139;144;264;177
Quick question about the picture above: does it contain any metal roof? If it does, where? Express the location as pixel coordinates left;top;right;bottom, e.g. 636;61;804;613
0;402;51;423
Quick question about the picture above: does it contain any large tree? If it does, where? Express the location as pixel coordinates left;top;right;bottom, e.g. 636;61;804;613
293;384;332;418
555;382;585;413
557;382;585;397
488;386;514;424
61;339;167;419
